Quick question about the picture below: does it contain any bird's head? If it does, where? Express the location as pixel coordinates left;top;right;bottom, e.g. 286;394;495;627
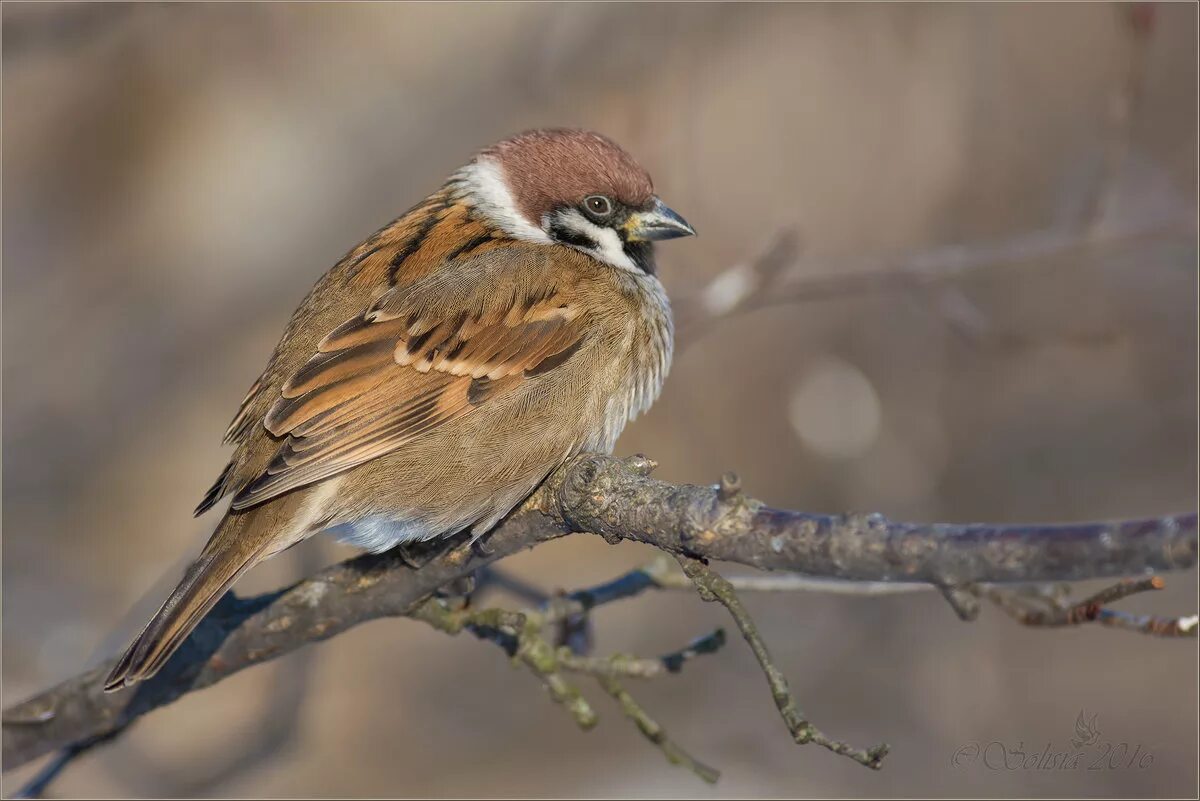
455;129;695;274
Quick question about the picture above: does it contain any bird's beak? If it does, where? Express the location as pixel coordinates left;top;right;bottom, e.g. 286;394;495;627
624;197;696;242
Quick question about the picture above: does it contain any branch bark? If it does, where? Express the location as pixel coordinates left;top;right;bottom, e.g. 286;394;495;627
4;453;1196;771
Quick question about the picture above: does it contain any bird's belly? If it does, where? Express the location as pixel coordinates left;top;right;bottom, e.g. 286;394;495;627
314;397;586;552
315;334;667;553
323;515;434;552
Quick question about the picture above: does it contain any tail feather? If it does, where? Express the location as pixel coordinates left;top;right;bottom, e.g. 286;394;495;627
104;511;268;692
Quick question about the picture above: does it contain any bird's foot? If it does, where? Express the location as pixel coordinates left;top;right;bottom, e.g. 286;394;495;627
471;533;497;558
435;573;478;607
394;539;442;570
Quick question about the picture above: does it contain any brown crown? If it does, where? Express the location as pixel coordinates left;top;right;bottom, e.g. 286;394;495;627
481;129;655;226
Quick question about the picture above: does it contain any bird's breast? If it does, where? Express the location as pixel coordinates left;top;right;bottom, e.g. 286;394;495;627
587;274;674;453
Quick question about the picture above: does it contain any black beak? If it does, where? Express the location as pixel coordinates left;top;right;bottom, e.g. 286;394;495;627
624;197;696;242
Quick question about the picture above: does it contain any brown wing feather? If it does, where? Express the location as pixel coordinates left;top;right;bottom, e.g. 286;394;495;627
222;376;265;445
229;247;588;511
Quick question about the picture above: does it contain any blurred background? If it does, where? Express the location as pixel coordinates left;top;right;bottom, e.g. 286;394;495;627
2;2;1196;797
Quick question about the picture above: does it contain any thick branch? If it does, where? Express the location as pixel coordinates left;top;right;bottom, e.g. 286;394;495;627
4;454;1196;770
551;457;1197;584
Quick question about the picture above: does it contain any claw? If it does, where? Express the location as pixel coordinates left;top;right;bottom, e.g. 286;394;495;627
472;534;496;558
436;575;477;605
395;541;437;570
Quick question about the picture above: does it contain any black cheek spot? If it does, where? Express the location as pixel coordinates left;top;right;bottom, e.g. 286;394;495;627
548;221;598;252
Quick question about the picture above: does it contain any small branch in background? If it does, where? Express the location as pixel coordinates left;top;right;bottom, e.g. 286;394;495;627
550;564;663;620
674;229;803;346
10;732;118;800
636;554;1198;640
1096;609;1199;637
475;565;553;606
659;629;727;674
556;629;726;680
596;675;721;784
970;576;1199;638
675;555;889;770
551;594;595;656
408;600;601;725
667;15;1184;353
641;557;935;595
673;204;1195;354
408;591;725;781
937;585;983;622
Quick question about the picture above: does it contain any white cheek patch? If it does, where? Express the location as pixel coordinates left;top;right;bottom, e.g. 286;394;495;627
551;208;639;272
453;158;550;244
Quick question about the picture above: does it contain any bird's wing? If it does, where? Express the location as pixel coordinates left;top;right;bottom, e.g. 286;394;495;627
227;246;588;510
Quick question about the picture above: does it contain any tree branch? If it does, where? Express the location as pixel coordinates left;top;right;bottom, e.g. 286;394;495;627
555;555;1198;642
595;674;721;783
551;457;1196;584
675;554;889;769
4;454;1196;773
409;587;726;781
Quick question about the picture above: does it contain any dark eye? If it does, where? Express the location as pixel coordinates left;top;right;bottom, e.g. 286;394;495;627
584;195;613;217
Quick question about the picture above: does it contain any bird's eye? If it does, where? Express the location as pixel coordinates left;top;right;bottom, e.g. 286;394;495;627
584;195;613;217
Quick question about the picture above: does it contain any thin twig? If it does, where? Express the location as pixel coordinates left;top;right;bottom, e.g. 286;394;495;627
972;576;1198;638
409;593;724;782
557;652;671;680
645;560;1197;639
673;209;1194;353
659;628;727;674
937;585;982;622
409;597;598;730
1096;609;1199;637
642;557;937;596
10;732;118;799
555;629;726;680
475;565;552;606
674;555;889;770
542;566;664;624
595;675;721;784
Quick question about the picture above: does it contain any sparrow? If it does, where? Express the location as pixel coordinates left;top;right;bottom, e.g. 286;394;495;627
104;128;694;690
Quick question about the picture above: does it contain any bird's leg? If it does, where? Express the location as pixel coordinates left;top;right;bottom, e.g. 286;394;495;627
394;544;428;570
393;538;446;571
471;532;497;558
436;574;478;607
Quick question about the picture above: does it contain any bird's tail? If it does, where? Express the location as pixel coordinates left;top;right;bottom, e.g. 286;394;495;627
103;508;271;692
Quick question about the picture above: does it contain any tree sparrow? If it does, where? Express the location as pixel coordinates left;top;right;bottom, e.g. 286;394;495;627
105;129;694;690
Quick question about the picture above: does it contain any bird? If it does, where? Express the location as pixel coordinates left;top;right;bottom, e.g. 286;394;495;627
103;128;694;691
